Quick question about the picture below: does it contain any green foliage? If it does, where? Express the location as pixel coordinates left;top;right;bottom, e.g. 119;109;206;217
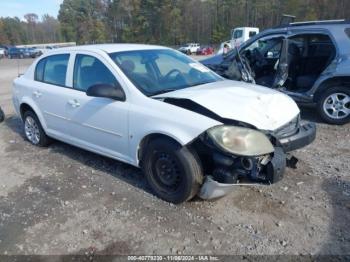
1;0;349;45
0;15;61;45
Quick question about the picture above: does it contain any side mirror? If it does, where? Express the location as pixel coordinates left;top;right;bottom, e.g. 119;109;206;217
86;84;126;101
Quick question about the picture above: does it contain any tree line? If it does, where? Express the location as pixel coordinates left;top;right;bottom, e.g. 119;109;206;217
1;0;350;46
0;14;61;45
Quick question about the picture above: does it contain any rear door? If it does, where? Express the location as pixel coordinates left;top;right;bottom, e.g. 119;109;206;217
32;53;71;136
64;52;130;161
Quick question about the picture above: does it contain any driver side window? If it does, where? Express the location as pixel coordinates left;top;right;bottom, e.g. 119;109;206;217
73;54;119;92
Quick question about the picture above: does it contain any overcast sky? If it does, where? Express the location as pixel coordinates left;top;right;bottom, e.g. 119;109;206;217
0;0;63;20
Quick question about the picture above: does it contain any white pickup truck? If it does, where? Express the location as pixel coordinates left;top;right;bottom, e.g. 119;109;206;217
230;27;259;48
178;43;200;55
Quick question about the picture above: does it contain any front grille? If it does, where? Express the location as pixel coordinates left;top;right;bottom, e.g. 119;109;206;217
274;115;300;138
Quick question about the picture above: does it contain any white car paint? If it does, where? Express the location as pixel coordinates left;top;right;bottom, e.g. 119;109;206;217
155;80;300;131
12;44;300;169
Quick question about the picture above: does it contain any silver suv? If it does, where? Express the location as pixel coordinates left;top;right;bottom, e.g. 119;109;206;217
203;20;350;125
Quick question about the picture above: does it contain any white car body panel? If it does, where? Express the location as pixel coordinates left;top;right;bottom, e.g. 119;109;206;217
12;44;300;168
155;80;300;131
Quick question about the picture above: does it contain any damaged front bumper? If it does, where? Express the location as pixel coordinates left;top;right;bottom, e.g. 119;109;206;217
197;121;316;200
278;121;316;153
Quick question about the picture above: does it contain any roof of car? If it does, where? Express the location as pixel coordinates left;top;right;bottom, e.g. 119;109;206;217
57;44;169;53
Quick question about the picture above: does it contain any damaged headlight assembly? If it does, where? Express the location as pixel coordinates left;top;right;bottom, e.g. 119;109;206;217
207;125;274;156
199;126;285;200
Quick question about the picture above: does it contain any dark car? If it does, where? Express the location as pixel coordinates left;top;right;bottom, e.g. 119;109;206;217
202;20;350;124
25;47;42;58
7;47;25;59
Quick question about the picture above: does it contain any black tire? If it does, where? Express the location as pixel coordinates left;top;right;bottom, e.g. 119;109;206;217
187;50;191;55
317;86;350;125
142;137;203;204
0;107;4;123
23;110;51;147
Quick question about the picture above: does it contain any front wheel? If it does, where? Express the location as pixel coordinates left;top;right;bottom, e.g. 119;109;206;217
142;137;203;203
317;86;350;125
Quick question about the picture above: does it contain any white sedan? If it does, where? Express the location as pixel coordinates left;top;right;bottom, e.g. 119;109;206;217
12;44;316;203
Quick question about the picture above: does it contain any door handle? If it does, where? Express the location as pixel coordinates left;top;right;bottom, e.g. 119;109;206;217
33;91;42;98
68;99;80;108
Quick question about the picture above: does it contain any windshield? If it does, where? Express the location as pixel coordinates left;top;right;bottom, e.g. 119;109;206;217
110;49;222;96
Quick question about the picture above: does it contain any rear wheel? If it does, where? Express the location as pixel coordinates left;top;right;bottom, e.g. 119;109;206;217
142;137;203;203
23;111;51;146
317;86;350;125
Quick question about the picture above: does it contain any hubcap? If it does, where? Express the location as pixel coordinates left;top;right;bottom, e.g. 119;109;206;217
323;93;350;119
153;152;181;193
24;116;40;144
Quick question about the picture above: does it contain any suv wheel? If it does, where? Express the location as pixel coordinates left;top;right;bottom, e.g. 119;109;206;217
317;86;350;124
142;137;203;203
23;111;51;146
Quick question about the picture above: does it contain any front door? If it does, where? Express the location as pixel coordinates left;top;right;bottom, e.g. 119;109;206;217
65;53;130;162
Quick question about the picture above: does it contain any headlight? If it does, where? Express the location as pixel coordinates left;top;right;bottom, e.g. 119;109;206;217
207;126;274;156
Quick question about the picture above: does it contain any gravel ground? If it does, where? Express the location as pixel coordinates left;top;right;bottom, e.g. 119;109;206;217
0;58;349;257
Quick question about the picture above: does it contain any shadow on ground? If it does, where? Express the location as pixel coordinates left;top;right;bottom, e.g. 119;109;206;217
4;115;151;195
299;107;324;124
319;178;350;258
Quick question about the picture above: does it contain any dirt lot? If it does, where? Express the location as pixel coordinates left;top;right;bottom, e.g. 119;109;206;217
0;58;349;257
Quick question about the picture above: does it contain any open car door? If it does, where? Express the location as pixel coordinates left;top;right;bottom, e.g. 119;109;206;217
272;38;289;88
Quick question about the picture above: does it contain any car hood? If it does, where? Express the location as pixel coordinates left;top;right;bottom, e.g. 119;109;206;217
200;54;224;66
154;80;300;131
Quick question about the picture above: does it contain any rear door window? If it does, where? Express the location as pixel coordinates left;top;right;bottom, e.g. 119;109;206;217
35;54;70;86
